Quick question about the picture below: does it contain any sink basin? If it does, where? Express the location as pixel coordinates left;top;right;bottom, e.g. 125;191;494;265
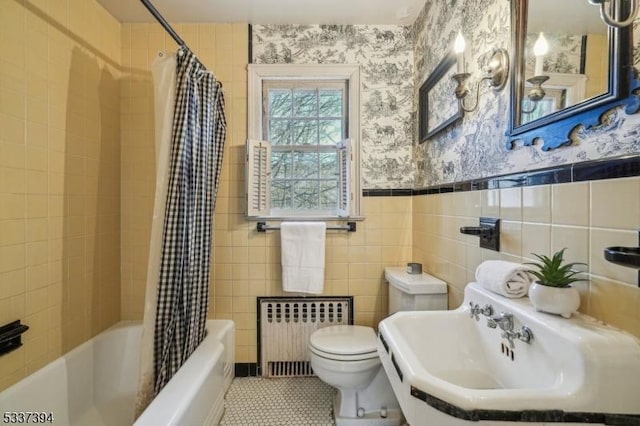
378;282;640;425
604;246;640;269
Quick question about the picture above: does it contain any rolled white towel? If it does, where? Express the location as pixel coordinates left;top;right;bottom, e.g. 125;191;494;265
475;260;532;298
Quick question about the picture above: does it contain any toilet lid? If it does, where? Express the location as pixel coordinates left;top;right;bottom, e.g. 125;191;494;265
309;325;378;356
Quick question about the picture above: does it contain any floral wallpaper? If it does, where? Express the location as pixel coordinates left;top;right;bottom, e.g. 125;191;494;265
412;0;512;187
413;0;640;187
252;8;640;190
252;25;414;189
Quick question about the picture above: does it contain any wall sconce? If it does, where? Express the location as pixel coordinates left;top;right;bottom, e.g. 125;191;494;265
522;32;549;114
452;32;510;113
588;0;638;28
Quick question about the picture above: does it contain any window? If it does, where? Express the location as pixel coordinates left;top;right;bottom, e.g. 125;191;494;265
247;65;361;218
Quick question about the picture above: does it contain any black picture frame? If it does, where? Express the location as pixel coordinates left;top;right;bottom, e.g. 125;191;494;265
419;51;463;143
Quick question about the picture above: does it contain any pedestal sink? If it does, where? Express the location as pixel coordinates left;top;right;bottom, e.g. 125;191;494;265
377;282;640;425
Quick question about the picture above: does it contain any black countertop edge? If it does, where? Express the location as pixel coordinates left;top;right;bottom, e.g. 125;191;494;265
362;155;640;197
410;386;640;425
362;188;413;197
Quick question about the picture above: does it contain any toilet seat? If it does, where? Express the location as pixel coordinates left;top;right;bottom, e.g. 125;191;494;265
309;325;379;361
308;324;402;425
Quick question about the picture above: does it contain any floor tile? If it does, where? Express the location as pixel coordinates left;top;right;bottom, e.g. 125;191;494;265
220;377;336;426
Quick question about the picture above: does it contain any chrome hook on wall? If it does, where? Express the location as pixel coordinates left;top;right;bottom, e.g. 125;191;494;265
588;0;639;28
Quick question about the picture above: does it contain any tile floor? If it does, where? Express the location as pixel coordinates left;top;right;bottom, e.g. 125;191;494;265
220;377;336;425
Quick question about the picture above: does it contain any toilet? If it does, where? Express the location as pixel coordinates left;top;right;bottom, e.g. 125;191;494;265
309;267;447;425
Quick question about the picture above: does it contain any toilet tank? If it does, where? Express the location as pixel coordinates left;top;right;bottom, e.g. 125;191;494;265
384;267;448;315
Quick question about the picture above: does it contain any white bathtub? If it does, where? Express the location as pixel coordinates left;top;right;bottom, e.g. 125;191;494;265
0;320;234;426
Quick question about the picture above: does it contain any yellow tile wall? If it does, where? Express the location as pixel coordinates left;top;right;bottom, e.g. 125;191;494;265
413;177;640;338
119;22;250;320
4;7;634;381
118;23;414;362
213;196;413;362
0;0;121;391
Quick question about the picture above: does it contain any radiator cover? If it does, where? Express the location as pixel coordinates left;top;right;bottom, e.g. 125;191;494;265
257;296;353;377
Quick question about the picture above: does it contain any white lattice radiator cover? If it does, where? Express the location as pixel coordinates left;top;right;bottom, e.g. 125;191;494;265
258;297;353;377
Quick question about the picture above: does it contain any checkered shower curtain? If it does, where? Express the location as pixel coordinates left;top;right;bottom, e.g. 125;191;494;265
153;49;226;394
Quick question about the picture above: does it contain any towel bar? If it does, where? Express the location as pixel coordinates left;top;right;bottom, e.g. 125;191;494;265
256;221;356;233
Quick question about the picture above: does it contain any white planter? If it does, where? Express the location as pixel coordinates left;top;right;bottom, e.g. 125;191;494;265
528;282;580;318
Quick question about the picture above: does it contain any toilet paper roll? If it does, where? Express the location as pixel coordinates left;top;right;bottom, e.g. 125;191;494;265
406;262;422;274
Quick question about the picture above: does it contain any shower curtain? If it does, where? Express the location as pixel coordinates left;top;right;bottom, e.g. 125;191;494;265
135;49;226;416
135;51;177;416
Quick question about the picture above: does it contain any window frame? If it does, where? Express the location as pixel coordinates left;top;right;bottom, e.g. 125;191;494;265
247;64;362;220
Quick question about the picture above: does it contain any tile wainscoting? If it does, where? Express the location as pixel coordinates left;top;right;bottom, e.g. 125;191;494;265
403;155;640;338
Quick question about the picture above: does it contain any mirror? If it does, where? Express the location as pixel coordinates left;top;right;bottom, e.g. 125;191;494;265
507;0;639;151
419;51;462;143
521;0;609;125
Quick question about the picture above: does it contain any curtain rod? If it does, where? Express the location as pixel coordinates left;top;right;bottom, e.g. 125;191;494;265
139;0;188;49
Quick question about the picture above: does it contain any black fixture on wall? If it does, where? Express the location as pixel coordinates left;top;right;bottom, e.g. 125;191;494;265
460;218;500;252
604;229;640;287
0;320;29;356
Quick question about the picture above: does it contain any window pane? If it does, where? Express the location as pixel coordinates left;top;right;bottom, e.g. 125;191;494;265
319;152;338;178
269;89;292;118
269;119;291;145
271;181;292;209
319;119;343;144
293;181;319;209
319;181;338;208
261;79;350;215
319;90;342;117
271;152;291;180
293;90;317;117
293;120;319;145
292;152;319;179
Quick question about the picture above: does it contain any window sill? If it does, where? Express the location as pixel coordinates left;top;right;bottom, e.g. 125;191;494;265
247;216;365;222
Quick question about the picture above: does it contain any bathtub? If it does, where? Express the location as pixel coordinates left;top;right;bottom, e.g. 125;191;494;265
0;320;234;426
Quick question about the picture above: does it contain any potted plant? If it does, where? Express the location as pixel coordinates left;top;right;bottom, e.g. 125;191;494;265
526;248;586;318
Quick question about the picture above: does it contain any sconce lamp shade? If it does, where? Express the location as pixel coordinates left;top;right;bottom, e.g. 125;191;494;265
533;32;548;76
454;31;466;73
533;32;548;56
454;31;466;53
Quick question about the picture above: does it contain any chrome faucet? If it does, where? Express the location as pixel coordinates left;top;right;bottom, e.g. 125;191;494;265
469;302;493;321
487;312;533;348
487;312;513;331
501;326;533;348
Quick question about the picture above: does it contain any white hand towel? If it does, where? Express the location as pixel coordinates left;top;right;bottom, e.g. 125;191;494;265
475;260;532;298
281;222;326;294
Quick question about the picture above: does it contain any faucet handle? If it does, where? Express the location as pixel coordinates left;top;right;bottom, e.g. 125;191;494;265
517;326;533;344
469;302;480;320
480;304;493;317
